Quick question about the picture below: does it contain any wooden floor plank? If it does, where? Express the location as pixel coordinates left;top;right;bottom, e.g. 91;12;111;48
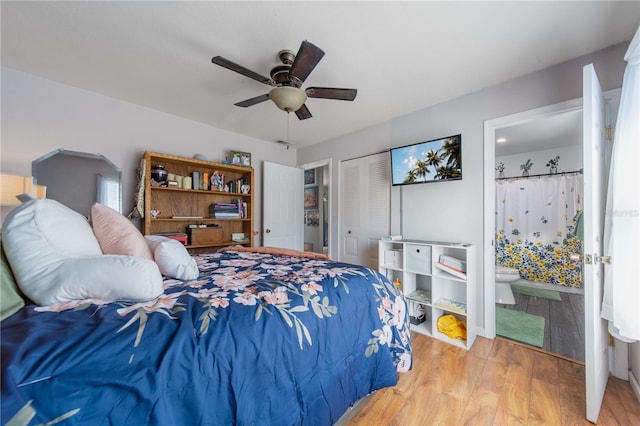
457;385;499;426
528;377;563;425
531;349;559;385
347;333;638;426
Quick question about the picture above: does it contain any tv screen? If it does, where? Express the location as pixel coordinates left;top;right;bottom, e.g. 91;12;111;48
390;134;462;186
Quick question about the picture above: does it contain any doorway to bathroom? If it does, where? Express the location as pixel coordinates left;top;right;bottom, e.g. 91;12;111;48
485;99;584;361
485;99;587;361
496;113;586;360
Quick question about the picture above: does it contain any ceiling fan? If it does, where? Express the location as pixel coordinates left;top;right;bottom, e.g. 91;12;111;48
211;40;357;120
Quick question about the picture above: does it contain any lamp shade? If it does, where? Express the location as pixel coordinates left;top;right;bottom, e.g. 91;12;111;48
269;86;307;112
0;173;46;206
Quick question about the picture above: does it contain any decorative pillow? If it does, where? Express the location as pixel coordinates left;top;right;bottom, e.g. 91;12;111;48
1;237;25;320
91;203;153;260
1;198;162;306
145;235;199;280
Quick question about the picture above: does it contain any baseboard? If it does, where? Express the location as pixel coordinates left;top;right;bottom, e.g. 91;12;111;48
630;370;640;404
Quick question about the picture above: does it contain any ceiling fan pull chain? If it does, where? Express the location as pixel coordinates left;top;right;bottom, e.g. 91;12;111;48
287;112;291;146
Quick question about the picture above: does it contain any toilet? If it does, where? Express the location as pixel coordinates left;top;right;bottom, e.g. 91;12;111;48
495;265;519;305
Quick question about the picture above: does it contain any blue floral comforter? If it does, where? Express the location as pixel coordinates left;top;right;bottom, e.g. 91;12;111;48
1;249;412;425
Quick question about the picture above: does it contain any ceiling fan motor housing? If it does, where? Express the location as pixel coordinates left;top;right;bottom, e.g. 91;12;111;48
270;64;293;86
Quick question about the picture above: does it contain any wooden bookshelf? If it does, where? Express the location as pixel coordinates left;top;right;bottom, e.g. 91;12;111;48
142;151;254;252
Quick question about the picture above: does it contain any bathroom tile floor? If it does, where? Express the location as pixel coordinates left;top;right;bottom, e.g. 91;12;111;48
497;289;584;362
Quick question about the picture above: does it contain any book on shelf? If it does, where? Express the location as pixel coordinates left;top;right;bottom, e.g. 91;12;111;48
209;200;246;219
439;254;466;272
381;235;402;241
191;171;200;190
434;261;467;280
434;298;467;314
202;172;209;191
406;289;431;304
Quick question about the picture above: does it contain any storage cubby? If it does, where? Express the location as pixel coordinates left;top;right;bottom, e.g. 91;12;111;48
379;239;476;350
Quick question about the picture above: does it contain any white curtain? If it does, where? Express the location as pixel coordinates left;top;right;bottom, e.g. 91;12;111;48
601;26;640;342
495;173;583;287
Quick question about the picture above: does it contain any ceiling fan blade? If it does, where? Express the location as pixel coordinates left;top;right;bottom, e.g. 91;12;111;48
306;87;357;101
295;104;312;120
212;56;275;86
234;93;270;108
288;41;325;86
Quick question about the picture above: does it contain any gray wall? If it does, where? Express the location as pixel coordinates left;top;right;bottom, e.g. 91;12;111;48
297;42;628;335
1;67;298;244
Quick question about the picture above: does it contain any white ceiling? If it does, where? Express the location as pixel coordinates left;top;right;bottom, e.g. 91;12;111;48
2;1;638;148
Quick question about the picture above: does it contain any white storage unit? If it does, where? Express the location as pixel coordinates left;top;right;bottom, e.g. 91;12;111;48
378;239;476;350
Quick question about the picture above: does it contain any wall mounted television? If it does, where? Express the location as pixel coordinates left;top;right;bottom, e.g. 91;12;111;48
390;134;462;186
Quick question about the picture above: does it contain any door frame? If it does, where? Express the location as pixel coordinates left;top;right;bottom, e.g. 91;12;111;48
482;90;621;337
299;158;332;258
483;97;583;338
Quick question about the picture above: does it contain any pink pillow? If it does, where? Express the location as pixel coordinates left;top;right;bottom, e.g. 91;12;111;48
91;203;153;260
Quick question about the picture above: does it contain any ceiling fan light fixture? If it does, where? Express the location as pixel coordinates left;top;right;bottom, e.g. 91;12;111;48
269;86;307;113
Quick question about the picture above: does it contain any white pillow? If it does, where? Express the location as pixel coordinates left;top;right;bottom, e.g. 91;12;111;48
91;203;153;260
145;235;199;280
1;198;163;306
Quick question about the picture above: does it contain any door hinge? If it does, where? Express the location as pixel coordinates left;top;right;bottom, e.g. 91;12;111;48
605;126;613;141
585;254;611;265
595;255;612;265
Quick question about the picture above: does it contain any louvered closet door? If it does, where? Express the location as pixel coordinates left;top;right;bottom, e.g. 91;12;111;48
339;152;390;268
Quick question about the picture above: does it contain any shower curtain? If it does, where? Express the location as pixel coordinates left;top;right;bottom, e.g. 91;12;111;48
495;173;584;288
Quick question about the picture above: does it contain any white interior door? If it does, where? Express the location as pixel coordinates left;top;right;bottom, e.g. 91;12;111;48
583;63;609;423
339;152;390;267
263;161;303;250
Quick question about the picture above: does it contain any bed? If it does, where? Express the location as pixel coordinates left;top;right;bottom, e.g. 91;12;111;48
1;245;412;425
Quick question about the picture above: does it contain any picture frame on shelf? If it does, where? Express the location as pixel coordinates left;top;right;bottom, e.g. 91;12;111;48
230;150;251;167
304;186;318;209
304;168;316;185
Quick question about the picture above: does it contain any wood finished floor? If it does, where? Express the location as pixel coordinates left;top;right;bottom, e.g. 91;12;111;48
347;333;640;426
498;289;585;362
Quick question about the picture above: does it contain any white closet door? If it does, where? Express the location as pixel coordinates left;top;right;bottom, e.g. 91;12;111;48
339;152;390;268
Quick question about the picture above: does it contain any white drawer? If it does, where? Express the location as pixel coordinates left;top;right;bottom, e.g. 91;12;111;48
405;244;431;275
384;250;403;269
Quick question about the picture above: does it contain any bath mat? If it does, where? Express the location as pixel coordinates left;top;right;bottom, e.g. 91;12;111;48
511;284;562;301
496;307;545;347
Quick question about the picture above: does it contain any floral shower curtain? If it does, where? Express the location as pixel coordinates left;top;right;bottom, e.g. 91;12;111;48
495;173;584;288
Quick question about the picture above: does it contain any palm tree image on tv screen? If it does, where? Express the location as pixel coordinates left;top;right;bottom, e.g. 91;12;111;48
390;134;462;186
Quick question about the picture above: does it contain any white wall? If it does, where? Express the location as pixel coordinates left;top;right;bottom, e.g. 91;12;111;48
0;67;297;244
496;145;582;179
297;42;628;335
